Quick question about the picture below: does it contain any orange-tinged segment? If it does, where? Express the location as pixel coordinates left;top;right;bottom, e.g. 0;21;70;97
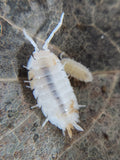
68;100;78;114
66;124;74;138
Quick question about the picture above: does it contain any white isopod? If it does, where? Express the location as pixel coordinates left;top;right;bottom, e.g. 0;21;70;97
23;12;92;138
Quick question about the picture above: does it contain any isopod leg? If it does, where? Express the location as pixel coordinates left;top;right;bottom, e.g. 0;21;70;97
78;105;86;108
42;118;49;128
59;52;69;60
26;85;31;88
23;65;29;70
24;80;30;83
31;104;40;109
73;122;84;132
59;52;65;60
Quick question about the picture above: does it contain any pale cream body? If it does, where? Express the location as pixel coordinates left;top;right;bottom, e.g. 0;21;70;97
61;58;93;82
27;50;83;137
23;12;92;137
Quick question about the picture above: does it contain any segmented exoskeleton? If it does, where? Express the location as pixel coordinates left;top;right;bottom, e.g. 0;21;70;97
23;12;92;138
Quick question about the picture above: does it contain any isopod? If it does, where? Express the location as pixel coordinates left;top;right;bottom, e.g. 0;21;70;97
23;12;92;138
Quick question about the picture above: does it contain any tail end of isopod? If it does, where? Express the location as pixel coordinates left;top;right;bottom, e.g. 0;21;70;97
66;124;74;138
73;122;84;132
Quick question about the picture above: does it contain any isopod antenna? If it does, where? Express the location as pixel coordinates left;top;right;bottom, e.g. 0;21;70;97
43;12;64;51
23;29;39;53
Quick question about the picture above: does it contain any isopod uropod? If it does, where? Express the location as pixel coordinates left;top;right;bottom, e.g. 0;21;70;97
23;12;92;138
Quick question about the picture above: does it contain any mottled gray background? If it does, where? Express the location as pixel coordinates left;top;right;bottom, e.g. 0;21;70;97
0;0;120;160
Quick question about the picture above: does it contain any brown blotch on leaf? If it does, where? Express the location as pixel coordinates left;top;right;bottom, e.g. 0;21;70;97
101;85;107;94
102;132;109;140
